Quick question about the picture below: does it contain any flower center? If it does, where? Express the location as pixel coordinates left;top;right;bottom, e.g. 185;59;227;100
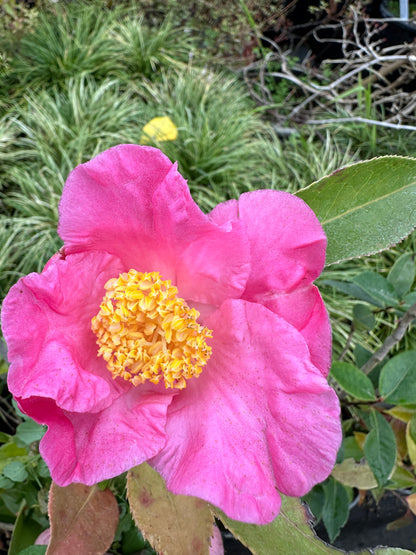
91;270;212;389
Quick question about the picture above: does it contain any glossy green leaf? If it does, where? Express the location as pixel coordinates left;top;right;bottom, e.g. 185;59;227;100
387;253;415;297
364;410;397;487
352;272;399;308
296;156;416;264
331;362;376;401
8;504;43;555
322;478;350;542
342;436;363;461
379;351;416;405
353;303;376;330
303;484;325;521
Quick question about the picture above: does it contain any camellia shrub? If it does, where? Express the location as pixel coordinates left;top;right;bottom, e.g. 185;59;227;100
2;146;416;553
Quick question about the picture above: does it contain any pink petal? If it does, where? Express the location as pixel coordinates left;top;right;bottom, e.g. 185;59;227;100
19;389;171;486
210;524;224;555
58;145;250;306
260;285;332;375
35;528;51;545
210;190;326;297
2;248;177;485
2;251;126;413
150;299;341;524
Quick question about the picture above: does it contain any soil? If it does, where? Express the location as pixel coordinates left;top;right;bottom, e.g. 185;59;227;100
316;491;416;552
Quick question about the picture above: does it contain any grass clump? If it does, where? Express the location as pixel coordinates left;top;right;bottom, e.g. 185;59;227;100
134;69;269;209
4;4;118;99
112;13;194;80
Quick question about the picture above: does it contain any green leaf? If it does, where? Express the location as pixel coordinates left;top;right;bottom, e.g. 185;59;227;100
401;291;416;310
379;351;416;405
17;547;47;555
330;362;376;401
353;303;376;330
352;272;399;308
296;156;416;264
364;409;396;487
0;475;14;489
8;504;43;555
342;436;363;461
331;458;378;490
0;441;27;471
387;465;416;489
406;419;416;466
320;279;377;304
321;478;350;542
359;550;415;555
15;419;45;447
2;460;28;483
0;432;11;444
214;495;339;554
303;485;325;521
216;494;413;554
409;413;416;443
387;253;415;297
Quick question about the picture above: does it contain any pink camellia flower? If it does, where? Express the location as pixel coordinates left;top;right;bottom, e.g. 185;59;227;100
1;145;341;524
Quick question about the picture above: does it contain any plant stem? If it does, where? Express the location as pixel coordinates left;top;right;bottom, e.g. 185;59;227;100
361;302;416;374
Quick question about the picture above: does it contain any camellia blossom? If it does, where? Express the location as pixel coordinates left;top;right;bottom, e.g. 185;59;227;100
2;145;341;524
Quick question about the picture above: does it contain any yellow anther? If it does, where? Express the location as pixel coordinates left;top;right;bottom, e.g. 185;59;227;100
91;270;212;389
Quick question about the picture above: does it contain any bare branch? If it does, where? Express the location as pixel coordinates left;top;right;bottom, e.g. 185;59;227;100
242;8;416;129
361;302;416;374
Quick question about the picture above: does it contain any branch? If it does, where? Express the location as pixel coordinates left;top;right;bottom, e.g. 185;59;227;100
305;117;416;131
361;302;416;374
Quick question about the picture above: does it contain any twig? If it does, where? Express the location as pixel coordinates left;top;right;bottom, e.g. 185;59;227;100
242;8;416;129
305;117;416;131
338;322;355;362
361;302;416;374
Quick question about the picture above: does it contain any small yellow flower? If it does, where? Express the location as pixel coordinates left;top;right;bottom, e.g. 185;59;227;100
140;116;178;144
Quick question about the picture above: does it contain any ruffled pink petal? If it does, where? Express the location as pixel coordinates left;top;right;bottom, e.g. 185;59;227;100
18;388;171;486
3;251;127;413
260;285;332;375
209;191;326;298
150;299;341;524
58;145;250;306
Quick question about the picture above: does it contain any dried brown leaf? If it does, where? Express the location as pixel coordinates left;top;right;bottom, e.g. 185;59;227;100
46;482;119;555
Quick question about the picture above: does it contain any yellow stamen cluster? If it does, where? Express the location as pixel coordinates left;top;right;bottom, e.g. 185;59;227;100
91;270;212;389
